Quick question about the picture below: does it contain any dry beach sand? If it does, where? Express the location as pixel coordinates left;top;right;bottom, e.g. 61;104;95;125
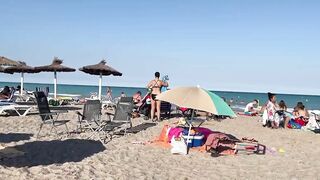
0;109;320;180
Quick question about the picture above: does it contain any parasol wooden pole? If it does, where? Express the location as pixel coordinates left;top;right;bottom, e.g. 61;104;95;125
54;71;57;100
98;72;102;100
20;72;24;95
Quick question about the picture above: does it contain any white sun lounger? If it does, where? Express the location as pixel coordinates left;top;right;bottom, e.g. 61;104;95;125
0;103;33;116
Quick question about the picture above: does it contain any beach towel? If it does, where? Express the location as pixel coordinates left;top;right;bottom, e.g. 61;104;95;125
167;127;184;143
158;125;170;142
194;127;213;141
287;118;307;129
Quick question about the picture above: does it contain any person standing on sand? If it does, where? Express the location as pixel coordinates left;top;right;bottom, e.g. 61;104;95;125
106;87;113;101
263;92;278;127
147;72;169;121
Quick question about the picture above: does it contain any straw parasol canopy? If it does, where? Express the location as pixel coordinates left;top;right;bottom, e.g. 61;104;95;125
0;56;20;66
79;60;122;76
35;57;76;99
79;60;122;100
5;61;40;73
4;61;40;95
35;57;76;72
0;66;13;74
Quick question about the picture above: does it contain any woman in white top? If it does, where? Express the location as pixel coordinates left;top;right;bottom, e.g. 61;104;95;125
244;99;259;115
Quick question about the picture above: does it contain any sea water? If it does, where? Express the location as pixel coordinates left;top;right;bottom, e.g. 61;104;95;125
1;81;319;110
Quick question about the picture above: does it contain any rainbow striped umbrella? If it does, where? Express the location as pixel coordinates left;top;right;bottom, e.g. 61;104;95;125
156;86;236;117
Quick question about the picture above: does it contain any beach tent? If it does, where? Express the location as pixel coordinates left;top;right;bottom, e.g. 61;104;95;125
79;60;122;100
35;57;75;100
156;86;236;153
5;61;40;95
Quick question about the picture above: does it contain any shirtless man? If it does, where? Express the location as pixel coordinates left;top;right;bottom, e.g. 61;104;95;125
147;72;169;121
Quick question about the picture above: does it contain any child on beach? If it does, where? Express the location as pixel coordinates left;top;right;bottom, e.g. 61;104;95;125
275;100;292;128
262;92;278;128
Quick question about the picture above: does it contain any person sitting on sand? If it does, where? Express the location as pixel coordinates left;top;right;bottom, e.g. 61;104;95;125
244;99;259;115
0;86;11;99
147;72;169;121
275;100;292;128
287;102;309;129
133;91;142;107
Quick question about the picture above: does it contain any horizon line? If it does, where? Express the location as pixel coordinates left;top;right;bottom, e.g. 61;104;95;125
1;80;319;97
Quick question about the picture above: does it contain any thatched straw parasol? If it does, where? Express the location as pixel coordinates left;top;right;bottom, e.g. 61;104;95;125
5;61;40;95
79;60;122;100
0;66;13;74
35;57;76;99
0;56;20;66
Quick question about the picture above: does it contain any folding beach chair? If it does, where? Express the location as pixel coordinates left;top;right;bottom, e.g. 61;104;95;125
34;91;70;138
103;97;134;141
76;100;103;141
160;101;172;119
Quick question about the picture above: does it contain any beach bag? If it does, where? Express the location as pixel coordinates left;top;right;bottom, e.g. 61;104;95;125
170;137;187;155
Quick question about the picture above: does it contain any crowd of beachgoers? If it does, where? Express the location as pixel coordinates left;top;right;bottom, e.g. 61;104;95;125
0;71;319;179
242;92;320;132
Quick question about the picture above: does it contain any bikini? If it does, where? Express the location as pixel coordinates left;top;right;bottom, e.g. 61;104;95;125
151;80;161;101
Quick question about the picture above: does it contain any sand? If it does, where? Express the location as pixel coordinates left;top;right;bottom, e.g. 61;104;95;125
0;109;320;180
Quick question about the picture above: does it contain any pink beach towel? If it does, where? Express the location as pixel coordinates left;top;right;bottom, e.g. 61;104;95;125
168;127;184;143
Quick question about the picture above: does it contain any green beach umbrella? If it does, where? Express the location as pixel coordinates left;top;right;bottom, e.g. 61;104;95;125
156;86;236;117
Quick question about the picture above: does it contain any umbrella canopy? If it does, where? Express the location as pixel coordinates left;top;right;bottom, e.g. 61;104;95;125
0;66;13;74
4;61;40;95
0;56;19;66
35;57;76;99
5;61;40;73
79;60;122;76
156;86;236;117
35;58;76;72
79;60;122;100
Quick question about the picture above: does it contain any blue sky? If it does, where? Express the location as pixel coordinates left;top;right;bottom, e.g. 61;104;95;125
1;0;319;95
